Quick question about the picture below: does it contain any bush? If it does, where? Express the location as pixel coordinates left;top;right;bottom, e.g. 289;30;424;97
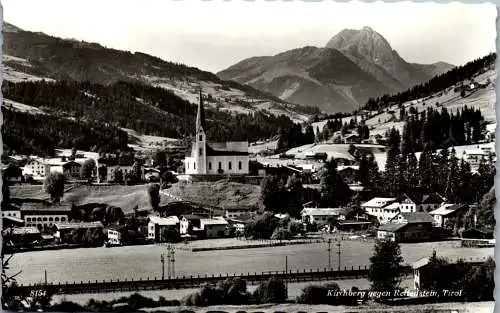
296;283;359;305
253;276;287;303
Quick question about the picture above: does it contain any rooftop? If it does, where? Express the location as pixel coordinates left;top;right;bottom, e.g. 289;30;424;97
429;204;468;216
148;215;179;226
301;208;343;216
200;217;228;225
5;226;41;235
53;221;104;230
361;197;397;208
393;212;436;224
378;222;407;232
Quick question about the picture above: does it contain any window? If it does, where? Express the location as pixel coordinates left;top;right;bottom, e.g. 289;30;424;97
37;217;42;222
49;217;53;222
238;161;242;170
228;161;232;170
61;217;66;222
43;217;48;221
208;162;212;170
199;135;203;141
55;217;59;222
218;162;222;169
194;162;196;170
27;218;31;222
187;163;189;170
199;148;203;156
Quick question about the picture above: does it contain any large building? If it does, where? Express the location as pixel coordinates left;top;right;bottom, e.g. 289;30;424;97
184;90;249;176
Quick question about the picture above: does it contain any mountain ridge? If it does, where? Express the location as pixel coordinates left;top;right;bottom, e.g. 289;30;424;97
218;26;455;113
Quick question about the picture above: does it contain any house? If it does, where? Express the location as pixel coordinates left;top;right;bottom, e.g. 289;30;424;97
2;163;23;183
335;207;374;231
342;134;359;144
398;192;445;213
106;228;121;246
429;204;469;228
20;202;72;231
301;208;343;226
23;157;47;180
52;221;104;242
337;165;359;184
224;206;258;219
180;215;203;237
147;215;180;242
361;197;397;219
412;256;489;292
377;212;436;242
2;226;42;246
372;202;400;224
45;158;82;179
184;90;249;176
200;217;228;238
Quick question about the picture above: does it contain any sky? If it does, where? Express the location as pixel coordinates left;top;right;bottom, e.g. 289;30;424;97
1;0;497;73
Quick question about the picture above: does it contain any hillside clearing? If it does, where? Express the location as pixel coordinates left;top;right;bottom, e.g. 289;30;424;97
165;181;261;209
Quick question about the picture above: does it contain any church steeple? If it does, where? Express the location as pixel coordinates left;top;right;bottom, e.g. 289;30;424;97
196;88;207;134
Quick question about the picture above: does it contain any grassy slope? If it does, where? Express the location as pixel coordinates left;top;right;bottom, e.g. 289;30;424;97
10;184;160;213
165;181;262;209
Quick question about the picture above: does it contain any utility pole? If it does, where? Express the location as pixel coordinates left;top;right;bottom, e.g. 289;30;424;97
285;255;288;298
161;254;165;280
171;249;175;278
327;238;332;269
167;248;171;279
44;269;47;285
337;239;341;271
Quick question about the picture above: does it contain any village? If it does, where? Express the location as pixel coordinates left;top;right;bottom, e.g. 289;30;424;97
2;91;496;254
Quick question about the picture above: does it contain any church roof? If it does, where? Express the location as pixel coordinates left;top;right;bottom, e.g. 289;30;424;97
196;89;207;132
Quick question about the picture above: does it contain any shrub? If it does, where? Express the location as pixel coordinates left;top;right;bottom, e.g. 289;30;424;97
253;276;286;303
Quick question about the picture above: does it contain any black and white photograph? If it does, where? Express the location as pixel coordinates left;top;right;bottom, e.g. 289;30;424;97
0;0;497;312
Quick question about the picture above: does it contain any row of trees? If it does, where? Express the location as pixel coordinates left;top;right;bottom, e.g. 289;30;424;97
400;106;486;152
243;213;305;240
363;53;496;111
378;126;495;202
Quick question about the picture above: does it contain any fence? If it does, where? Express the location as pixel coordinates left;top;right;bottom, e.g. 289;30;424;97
14;266;413;296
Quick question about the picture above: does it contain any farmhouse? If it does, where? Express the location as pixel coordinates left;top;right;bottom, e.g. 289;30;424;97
377;212;436;242
185;90;249;176
200;217;229;238
224;206;258;219
412;255;489;292
398;192;445;213
2;226;42;245
2;163;23;183
23;157;47;180
106;228;121;246
429;204;469;228
52;221;104;241
301;207;343;226
45;158;82;179
147;215;180;242
361;197;397;220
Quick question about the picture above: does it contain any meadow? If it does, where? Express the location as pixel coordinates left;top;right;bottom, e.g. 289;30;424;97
9;238;493;286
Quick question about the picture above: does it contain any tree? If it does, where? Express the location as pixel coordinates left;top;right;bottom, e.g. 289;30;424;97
148;183;161;210
131;161;143;182
114;168;124;183
368;240;404;297
154;150;167;167
44;172;66;203
253;276;286;304
260;175;286;212
319;159;352;207
80;159;96;180
244;212;279;239
444;149;460;202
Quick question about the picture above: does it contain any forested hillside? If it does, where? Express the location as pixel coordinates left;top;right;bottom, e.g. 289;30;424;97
1;80;304;156
362;53;496;111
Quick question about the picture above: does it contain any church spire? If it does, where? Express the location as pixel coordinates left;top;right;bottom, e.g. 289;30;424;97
196;88;207;133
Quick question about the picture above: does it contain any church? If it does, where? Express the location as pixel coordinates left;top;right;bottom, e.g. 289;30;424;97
184;91;249;175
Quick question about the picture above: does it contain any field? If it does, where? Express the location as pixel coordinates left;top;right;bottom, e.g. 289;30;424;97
164;180;261;209
8;238;493;286
10;184;163;213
